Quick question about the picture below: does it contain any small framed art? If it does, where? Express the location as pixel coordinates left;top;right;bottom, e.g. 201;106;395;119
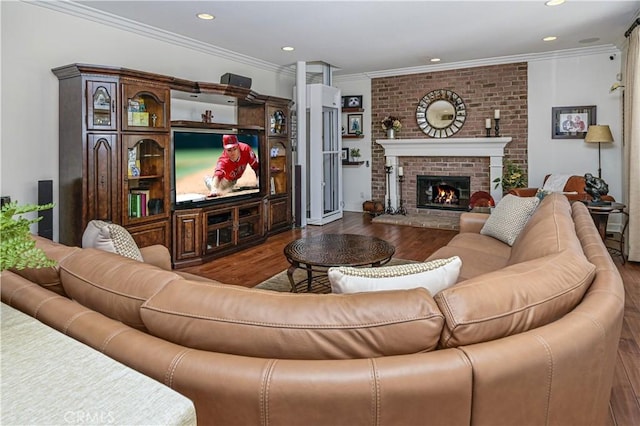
347;113;363;135
341;148;349;161
551;105;596;139
343;95;363;109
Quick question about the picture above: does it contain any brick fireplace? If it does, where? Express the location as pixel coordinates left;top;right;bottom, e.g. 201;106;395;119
417;175;471;211
378;138;511;213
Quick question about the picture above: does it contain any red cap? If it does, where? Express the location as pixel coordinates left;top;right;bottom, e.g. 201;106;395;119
223;134;239;149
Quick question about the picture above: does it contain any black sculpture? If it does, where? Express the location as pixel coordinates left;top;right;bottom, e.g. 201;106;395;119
584;173;610;205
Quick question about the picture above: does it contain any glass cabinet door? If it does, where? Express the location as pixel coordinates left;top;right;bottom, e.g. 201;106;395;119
122;134;169;224
269;107;287;136
269;141;288;195
86;80;117;130
121;83;169;131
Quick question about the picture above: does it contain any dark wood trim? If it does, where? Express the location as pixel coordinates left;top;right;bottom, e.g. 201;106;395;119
625;17;640;38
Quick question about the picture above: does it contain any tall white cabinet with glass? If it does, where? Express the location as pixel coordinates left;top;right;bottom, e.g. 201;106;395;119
305;84;343;225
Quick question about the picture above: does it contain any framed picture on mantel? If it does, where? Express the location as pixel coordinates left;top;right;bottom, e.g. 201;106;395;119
552;105;596;139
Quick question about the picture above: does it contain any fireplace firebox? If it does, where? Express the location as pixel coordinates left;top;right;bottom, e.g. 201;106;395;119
417;175;471;211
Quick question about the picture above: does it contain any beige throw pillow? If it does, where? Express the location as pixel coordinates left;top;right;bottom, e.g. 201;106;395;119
328;256;461;295
480;194;540;246
82;220;143;262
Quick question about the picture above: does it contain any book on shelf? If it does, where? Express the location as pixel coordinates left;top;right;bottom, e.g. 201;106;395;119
131;189;150;217
129;193;139;218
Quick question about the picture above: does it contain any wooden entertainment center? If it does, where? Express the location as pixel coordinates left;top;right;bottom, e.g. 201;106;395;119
53;64;292;268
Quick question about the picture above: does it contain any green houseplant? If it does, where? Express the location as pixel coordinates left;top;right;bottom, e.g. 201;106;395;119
0;201;56;270
493;160;527;193
350;148;361;161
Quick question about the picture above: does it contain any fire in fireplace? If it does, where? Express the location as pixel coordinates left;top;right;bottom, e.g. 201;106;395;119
417;175;471;211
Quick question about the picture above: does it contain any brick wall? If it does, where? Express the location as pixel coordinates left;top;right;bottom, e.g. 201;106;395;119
371;63;528;209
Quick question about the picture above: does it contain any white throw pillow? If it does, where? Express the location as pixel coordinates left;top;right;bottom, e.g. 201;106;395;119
480;194;540;246
328;256;462;295
82;220;143;262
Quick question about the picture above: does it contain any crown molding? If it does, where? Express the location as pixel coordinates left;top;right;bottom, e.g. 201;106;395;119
30;0;295;77
31;1;620;83
335;45;621;82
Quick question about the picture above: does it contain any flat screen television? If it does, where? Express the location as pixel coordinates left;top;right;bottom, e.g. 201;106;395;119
171;128;262;208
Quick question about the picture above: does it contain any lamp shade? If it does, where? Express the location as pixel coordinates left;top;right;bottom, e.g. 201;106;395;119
584;125;614;143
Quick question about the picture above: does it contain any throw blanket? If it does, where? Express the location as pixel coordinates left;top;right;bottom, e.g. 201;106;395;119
542;174;572;192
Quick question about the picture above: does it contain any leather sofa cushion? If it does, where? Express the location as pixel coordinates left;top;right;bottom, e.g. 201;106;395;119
59;248;183;330
427;245;510;281
10;235;79;297
141;280;445;360
434;249;595;348
508;193;583;265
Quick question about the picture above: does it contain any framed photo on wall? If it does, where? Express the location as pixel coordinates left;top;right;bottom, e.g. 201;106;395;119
552;105;596;139
347;113;363;135
341;147;349;161
342;95;363;109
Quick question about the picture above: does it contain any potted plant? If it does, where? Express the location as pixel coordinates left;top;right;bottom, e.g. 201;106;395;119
493;160;527;193
0;201;56;270
350;148;361;162
381;116;402;139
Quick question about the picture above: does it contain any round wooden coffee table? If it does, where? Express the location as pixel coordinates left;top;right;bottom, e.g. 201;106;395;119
284;234;395;293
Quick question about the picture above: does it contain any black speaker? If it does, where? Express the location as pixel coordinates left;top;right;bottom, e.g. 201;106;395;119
38;180;53;240
0;196;10;208
220;73;252;89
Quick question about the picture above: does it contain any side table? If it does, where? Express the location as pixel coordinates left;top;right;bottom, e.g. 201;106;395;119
583;202;628;263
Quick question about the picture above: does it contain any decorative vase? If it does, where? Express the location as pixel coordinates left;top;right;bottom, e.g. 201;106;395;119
386;128;396;139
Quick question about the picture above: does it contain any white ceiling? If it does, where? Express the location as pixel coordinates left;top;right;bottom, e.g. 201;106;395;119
69;0;640;76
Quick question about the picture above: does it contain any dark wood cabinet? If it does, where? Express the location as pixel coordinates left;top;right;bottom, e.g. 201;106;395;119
53;64;172;248
54;63;292;266
86;133;119;224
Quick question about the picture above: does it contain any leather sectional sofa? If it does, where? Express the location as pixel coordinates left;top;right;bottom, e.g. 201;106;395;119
1;194;624;425
508;173;616;202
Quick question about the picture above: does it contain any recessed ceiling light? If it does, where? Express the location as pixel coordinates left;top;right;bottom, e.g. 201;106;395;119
579;37;600;44
281;46;295;52
543;36;557;42
197;13;215;20
430;58;441;63
545;0;565;6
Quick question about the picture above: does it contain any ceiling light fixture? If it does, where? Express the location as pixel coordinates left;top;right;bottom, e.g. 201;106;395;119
281;46;295;52
430;58;441;63
197;13;215;20
543;36;557;42
545;0;565;6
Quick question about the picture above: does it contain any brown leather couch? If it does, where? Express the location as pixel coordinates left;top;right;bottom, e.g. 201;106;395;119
1;194;624;425
509;174;615;202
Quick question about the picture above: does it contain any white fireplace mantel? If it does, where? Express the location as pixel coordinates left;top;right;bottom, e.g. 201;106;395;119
376;137;512;208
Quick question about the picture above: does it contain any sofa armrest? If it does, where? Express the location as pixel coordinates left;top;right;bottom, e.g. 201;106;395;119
139;245;172;271
508;187;538;197
459;213;490;234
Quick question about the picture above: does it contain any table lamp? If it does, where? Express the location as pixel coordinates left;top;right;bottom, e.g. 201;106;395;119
584;125;614;178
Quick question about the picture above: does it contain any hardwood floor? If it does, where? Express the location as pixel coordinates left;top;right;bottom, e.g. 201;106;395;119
182;212;640;425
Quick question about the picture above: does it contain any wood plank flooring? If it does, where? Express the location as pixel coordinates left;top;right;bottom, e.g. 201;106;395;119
182;212;640;426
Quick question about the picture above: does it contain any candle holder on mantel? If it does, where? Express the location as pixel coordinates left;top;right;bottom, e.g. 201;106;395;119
395;175;407;215
486;127;491;137
384;165;395;215
494;118;501;137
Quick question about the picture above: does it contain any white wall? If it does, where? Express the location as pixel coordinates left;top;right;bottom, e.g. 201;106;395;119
0;1;294;239
335;77;372;212
528;53;623;201
333;53;624;215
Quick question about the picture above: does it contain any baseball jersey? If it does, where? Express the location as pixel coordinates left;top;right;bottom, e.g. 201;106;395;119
213;142;259;181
